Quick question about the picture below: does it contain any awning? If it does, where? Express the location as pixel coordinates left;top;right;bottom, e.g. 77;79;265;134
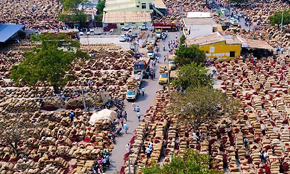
237;35;273;50
0;24;25;42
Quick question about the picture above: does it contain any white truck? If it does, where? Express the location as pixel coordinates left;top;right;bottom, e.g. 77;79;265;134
126;74;142;101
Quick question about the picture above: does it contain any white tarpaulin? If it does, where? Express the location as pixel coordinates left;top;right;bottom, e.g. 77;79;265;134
89;109;117;125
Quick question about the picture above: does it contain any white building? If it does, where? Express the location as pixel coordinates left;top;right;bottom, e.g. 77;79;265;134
183;12;217;40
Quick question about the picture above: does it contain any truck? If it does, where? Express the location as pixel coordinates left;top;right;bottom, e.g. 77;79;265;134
133;57;151;78
126;74;142;101
153;21;178;31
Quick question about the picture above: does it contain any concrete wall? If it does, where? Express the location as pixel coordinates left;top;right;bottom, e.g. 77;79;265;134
116;22;152;29
134;0;153;11
105;0;153;12
199;41;241;61
184;25;214;40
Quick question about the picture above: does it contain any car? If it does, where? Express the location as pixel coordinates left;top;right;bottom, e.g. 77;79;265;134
126;89;138;101
139;24;148;30
121;24;132;31
230;18;239;26
79;32;84;36
119;35;127;42
159;73;168;85
169;61;176;70
147;50;155;59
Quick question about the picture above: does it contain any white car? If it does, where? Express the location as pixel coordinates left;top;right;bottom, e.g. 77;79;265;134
119;35;127;42
79;32;84;36
169;61;176;70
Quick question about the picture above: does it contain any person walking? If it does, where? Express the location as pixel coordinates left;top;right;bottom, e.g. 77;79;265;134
137;111;141;121
132;102;136;111
146;147;152;158
126;143;130;153
120;117;124;126
136;106;140;112
141;87;145;96
123;123;128;134
124;111;127;121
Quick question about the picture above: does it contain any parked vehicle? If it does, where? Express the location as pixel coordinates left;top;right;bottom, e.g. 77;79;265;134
159;73;168;84
139;24;148;30
121;24;132;31
169;61;176;70
119;35;127;42
147;50;155;58
103;24;117;31
153;21;178;31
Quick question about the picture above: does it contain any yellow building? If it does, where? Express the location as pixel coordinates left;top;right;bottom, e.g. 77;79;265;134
186;32;241;61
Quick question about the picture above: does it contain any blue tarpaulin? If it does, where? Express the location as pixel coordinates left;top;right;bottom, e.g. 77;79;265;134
0;24;24;42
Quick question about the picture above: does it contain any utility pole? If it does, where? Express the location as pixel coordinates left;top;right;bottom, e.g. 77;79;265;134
281;11;284;32
80;82;89;125
128;158;131;174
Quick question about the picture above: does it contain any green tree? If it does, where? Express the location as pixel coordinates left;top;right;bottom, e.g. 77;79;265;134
11;34;87;93
175;44;206;66
173;62;212;89
59;0;89;24
170;86;240;130
97;0;106;15
143;149;221;174
179;34;186;47
269;10;290;25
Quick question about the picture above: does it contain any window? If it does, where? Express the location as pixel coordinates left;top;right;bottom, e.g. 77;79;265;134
142;3;146;9
230;51;235;57
120;23;124;25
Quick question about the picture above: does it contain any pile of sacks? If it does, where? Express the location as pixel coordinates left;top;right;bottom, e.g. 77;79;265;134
0;0;61;29
0;109;115;173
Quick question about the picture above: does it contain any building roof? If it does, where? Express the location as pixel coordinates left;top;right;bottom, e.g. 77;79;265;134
104;0;136;11
237;35;273;50
0;24;24;43
186;32;241;46
187;12;211;18
104;11;151;23
183;18;217;25
153;0;166;9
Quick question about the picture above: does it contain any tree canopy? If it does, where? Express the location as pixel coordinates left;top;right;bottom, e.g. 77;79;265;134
269;10;290;25
173;62;213;90
175;44;206;66
179;34;186;47
59;0;89;24
170;86;240;130
97;0;106;15
11;34;87;93
143;149;222;174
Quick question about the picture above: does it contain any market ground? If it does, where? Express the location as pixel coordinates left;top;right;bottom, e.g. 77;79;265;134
105;31;181;174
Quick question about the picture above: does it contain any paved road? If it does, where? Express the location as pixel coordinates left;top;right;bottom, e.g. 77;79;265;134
106;31;181;174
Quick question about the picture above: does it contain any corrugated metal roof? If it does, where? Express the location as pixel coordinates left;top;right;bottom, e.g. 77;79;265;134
104;11;151;23
184;18;217;25
186;32;241;46
0;24;24;43
187;12;211;18
237;35;273;50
